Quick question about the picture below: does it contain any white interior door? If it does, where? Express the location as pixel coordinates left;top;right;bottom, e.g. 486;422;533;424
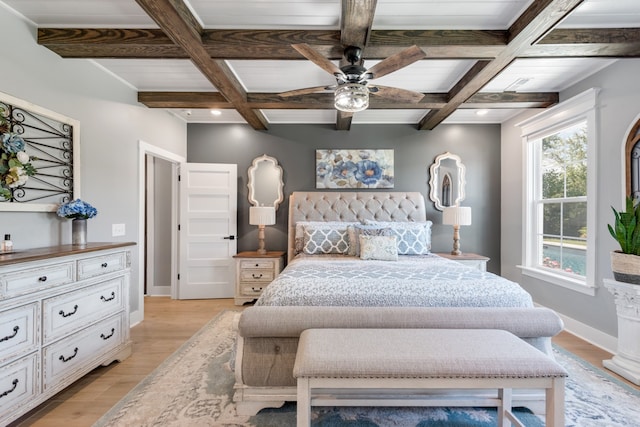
178;163;237;299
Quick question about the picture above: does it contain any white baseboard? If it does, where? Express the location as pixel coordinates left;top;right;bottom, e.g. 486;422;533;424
535;303;618;354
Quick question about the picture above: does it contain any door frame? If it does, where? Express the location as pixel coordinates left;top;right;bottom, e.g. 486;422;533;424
134;140;185;326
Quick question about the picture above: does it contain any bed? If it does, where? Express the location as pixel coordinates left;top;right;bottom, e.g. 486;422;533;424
233;191;562;415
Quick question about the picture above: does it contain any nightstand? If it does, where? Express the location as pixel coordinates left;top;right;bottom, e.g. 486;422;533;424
233;251;285;305
435;252;490;271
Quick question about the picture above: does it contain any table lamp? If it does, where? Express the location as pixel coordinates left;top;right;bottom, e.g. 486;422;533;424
249;206;276;255
443;206;472;256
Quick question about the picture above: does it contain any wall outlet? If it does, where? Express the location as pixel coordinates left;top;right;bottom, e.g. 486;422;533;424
112;223;125;237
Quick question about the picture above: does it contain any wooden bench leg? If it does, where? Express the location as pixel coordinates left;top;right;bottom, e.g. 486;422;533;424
297;378;311;427
546;377;565;427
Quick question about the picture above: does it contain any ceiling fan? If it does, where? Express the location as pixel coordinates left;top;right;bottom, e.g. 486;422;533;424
280;44;427;113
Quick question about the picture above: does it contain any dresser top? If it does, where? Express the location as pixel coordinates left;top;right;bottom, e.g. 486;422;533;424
0;242;136;267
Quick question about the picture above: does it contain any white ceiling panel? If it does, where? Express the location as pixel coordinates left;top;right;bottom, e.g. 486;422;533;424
263;109;337;123
228;60;337;92
559;0;640;28
352;109;428;124
168;108;246;123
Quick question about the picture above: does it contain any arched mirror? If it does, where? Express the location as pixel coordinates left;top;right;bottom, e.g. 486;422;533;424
429;152;466;211
247;154;284;210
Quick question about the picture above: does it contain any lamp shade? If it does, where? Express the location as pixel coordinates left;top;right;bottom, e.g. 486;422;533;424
249;206;276;226
443;206;472;226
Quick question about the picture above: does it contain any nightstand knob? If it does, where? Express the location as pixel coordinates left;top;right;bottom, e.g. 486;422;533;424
252;273;263;279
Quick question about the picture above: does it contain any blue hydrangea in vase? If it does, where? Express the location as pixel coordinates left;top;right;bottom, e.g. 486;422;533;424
56;199;98;246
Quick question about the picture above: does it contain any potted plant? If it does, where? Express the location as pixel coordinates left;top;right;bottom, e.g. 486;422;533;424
608;196;640;284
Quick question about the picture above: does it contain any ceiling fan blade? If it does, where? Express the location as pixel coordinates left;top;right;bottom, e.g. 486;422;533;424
369;85;425;103
292;43;344;77
279;86;333;97
366;45;426;79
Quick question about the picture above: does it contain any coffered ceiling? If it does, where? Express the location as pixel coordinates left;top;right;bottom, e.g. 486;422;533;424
3;0;640;130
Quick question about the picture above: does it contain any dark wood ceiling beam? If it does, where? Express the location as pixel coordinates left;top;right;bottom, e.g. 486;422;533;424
418;0;584;130
38;27;640;59
138;91;557;110
133;0;268;130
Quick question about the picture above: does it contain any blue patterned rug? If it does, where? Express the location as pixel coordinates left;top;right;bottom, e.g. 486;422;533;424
94;311;640;427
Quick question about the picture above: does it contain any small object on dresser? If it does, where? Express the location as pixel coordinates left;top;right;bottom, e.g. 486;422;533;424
1;234;13;252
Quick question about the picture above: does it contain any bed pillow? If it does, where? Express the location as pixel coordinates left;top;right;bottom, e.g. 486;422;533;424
352;224;394;256
363;220;433;255
294;221;359;255
303;225;351;255
359;235;398;261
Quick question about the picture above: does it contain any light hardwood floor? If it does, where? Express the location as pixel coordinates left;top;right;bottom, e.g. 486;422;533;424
10;297;639;426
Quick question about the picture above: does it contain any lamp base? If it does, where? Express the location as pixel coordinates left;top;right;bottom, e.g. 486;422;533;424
451;225;462;256
256;225;267;255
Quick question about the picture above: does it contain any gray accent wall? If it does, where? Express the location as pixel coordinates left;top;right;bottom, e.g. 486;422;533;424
188;123;503;272
501;59;640;340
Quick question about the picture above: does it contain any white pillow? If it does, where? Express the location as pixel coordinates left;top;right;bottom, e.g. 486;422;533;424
363;220;432;255
359;235;398;261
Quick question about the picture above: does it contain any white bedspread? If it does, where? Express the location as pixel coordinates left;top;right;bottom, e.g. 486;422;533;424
255;254;533;308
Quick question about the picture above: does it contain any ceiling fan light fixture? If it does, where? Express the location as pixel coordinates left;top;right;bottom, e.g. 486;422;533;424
334;83;369;113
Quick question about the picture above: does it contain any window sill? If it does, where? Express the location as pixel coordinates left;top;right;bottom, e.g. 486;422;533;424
517;265;596;296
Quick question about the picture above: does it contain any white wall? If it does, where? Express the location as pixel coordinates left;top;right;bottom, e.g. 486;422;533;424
501;59;640;347
0;5;187;317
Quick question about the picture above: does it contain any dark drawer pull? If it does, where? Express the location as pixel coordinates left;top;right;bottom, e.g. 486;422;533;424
101;262;108;268
252;273;263;279
100;328;115;340
59;347;79;363
59;305;79;318
101;292;116;302
0;379;18;399
255;263;259;267
38;276;47;282
251;287;263;292
0;326;19;343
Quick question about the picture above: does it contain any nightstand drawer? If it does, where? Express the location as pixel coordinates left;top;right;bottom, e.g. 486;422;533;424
240;284;267;295
239;259;276;270
0;303;38;363
240;270;274;282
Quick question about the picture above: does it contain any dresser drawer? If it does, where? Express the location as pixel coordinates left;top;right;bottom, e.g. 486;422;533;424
239;259;276;270
239;269;274;282
1;262;75;298
42;277;125;344
0;353;38;418
77;251;126;280
0;303;38;364
42;315;123;390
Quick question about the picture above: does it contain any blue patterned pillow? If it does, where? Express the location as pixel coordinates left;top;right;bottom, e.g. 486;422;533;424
295;221;358;255
363;220;432;255
303;225;351;255
352;224;393;256
359;235;398;261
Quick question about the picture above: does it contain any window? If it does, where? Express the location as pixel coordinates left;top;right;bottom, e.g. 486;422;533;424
518;89;598;294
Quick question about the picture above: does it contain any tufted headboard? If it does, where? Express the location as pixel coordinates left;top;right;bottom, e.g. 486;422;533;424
287;191;427;262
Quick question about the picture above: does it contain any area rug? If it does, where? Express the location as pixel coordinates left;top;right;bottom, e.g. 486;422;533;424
93;311;640;427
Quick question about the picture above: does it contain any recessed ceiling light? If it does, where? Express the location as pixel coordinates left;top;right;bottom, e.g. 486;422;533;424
210;110;222;116
476;109;489;116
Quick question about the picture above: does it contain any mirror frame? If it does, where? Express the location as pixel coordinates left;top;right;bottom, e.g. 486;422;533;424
247;154;284;210
428;152;466;211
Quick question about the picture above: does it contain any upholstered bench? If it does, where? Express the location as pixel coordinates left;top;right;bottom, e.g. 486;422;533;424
293;328;568;427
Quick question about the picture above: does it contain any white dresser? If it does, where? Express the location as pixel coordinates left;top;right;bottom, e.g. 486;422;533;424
0;242;134;426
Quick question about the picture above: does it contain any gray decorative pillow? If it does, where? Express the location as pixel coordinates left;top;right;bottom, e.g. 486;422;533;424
294;221;358;255
352;224;393;256
363;220;433;255
303;225;351;255
359;235;398;261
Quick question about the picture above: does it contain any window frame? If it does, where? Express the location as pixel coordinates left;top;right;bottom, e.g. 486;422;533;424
518;88;599;295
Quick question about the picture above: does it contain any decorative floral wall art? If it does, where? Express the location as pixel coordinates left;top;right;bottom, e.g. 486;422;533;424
0;91;79;212
316;149;394;189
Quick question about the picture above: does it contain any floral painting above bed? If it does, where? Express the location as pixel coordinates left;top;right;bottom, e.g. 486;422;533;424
316;149;394;188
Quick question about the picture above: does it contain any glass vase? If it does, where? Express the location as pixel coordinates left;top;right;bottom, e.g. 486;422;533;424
72;218;87;246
